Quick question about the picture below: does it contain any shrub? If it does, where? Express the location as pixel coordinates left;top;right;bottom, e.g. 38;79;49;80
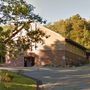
0;70;14;82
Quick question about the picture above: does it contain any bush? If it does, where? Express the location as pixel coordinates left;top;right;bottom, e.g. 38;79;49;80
0;70;14;82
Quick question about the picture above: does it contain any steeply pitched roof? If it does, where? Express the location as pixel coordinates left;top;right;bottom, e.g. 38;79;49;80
3;23;87;52
39;25;87;51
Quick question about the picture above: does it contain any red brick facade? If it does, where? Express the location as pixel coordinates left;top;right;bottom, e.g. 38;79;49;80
2;49;87;67
1;26;88;67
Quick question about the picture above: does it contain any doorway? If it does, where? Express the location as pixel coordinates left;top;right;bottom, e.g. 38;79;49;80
24;56;35;67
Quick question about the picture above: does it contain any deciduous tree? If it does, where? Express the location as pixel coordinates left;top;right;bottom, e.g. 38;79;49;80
0;0;47;59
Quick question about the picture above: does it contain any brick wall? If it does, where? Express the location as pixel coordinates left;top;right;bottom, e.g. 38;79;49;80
38;50;65;66
37;50;87;67
2;49;87;67
65;50;87;66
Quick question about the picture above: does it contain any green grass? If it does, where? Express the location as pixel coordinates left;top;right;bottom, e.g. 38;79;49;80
0;70;36;90
77;64;90;70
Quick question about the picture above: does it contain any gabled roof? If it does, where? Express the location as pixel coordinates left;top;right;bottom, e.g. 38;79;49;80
39;25;87;51
3;23;87;51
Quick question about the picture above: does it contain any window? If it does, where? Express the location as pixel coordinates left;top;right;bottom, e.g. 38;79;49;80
62;56;65;60
0;56;5;63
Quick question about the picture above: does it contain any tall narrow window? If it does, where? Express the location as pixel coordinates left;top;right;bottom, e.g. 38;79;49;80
0;56;5;63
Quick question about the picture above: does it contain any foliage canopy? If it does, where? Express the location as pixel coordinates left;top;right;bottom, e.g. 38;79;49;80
47;14;90;49
0;0;46;59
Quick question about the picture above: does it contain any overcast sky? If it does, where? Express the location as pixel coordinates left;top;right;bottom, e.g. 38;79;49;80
26;0;90;23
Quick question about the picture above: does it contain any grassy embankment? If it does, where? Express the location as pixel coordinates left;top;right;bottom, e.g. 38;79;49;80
0;70;36;90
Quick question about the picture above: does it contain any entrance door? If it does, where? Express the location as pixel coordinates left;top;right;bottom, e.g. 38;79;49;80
24;56;35;67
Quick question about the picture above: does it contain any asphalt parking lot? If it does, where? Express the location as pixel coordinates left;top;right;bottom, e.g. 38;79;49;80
22;66;90;90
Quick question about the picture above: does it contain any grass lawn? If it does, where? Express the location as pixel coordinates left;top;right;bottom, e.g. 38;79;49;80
0;70;37;90
77;64;90;70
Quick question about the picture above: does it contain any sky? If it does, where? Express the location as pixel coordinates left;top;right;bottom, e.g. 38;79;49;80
25;0;90;23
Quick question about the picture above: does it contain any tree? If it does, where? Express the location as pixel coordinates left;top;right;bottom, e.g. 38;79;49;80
47;14;90;49
0;0;47;59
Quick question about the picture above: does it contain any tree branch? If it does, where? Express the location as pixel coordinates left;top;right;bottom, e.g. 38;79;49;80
4;20;33;43
4;24;25;43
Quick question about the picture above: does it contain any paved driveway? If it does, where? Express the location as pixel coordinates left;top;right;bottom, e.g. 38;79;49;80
23;67;90;90
0;66;90;90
